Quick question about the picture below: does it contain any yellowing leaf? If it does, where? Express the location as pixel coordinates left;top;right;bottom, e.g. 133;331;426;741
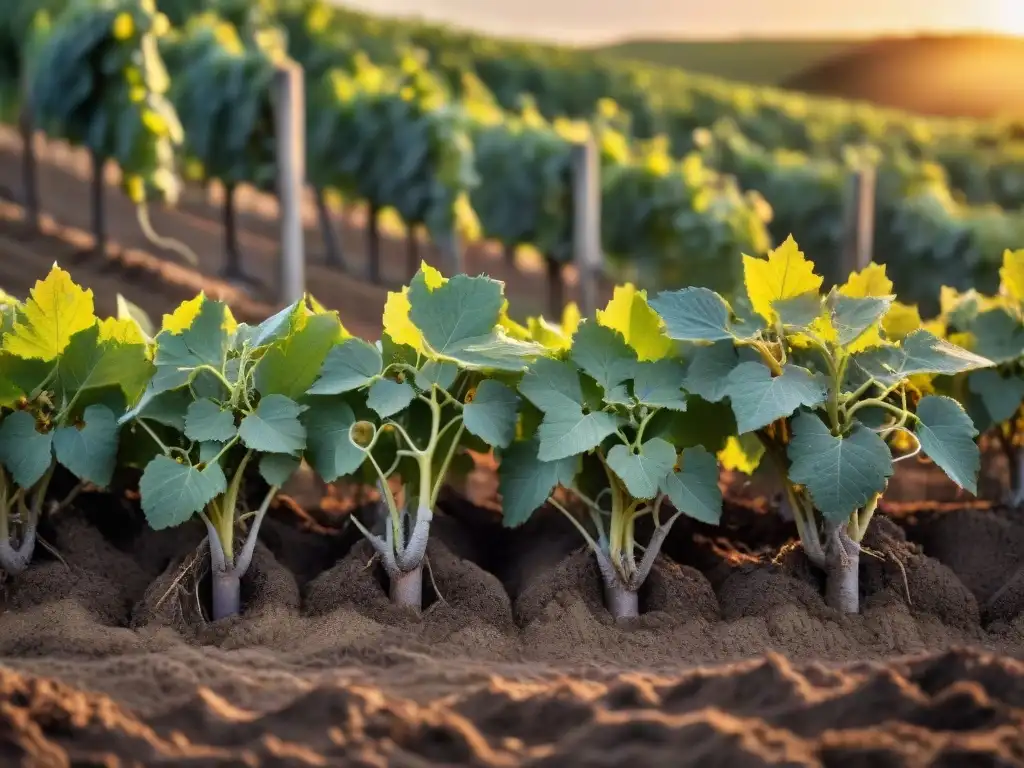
596;284;672;361
881;302;922;341
839;263;892;298
527;316;572;350
561;302;581;336
718;436;763;475
939;286;964;317
98;317;146;345
499;305;531;341
162;294;238;335
908;373;935;395
743;236;822;324
3;265;95;360
1001;249;1024;303
382;288;422;350
420;261;446;291
948;331;976;350
922;318;947;338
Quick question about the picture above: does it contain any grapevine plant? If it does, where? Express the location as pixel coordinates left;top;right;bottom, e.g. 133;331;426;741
123;293;345;619
937;250;1024;505
650;237;993;613
500;287;724;619
0;267;150;575
305;263;542;611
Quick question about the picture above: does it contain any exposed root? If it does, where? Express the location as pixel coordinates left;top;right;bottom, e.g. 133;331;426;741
423;554;447;614
35;535;69;570
771;539;802;566
863;544;912;607
150;538;207;616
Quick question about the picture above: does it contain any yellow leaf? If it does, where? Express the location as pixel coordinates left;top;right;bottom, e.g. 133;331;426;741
718;436;763;475
839;263;892;298
596;284;672;361
498;304;531;341
162;294;237;335
948;331;976;350
908;373;935;395
98;317;146;345
3;265;96;360
381;264;448;350
1001;249;1024;302
527;316;573;351
921;318;947;338
743;236;822;324
881;301;922;341
382;288;423;350
561;302;581;337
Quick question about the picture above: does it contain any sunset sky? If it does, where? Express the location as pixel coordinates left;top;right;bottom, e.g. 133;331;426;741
338;0;1024;44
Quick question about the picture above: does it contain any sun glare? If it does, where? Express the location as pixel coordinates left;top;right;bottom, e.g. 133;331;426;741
989;0;1024;35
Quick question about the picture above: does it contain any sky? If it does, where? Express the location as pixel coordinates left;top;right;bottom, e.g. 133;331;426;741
336;0;1024;44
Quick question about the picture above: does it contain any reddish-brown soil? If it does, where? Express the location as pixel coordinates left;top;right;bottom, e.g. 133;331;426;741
2;129;1024;766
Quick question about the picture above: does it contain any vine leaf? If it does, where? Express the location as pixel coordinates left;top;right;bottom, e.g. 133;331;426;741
607;437;676;499
914;395;980;494
787;412;893;523
660;446;723;524
53;404;119;487
140;456;227;530
498;440;577;527
0;410;53;488
725;362;828;433
309;337;383;395
238;395;307;454
463;380;519;449
185;399;237;443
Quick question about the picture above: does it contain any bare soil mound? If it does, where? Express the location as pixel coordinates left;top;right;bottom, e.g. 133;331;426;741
0;483;1020;765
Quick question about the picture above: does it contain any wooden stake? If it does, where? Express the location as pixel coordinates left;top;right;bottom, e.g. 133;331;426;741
273;60;306;305
572;138;602;316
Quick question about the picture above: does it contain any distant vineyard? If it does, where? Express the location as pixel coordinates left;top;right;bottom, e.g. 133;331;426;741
2;0;1024;311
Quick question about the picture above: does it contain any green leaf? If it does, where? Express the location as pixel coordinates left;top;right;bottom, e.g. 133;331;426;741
570;322;638;393
725;362;828;434
498;439;577;527
259;453;300;487
153;299;229;377
52;404;118;487
607;437;676;499
683;342;739;403
463;380;519;449
58;325;151;402
184;399;237;443
787;413;893;523
408;273;502;357
536;407;621;461
415;360;459;392
0;410;53;488
828;294;893;346
238;395;307;454
633;360;688;411
302;399;366;482
252;301;301;348
773;292;823;330
852;330;993;386
650;287;753;342
116;294;154;340
0;372;21;409
308;337;383;395
367;378;415;418
256;313;342;399
139;456;227;530
660;445;723;524
122;388;190;430
519;357;583;413
914;395;980;494
970;309;1024;365
968;369;1024;424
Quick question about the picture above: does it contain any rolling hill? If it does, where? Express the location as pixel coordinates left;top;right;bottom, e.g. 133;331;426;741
592;34;1024;118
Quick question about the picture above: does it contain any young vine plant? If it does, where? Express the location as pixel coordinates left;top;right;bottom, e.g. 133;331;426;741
650;236;993;613
305;263;543;611
123;292;345;619
499;286;724;619
0;266;150;575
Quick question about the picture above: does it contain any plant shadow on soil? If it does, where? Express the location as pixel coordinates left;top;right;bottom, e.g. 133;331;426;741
1;468;1024;764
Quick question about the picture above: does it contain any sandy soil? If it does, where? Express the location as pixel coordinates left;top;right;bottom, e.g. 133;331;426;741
1;128;1024;766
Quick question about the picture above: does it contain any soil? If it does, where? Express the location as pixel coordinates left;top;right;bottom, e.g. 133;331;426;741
2;129;1024;765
